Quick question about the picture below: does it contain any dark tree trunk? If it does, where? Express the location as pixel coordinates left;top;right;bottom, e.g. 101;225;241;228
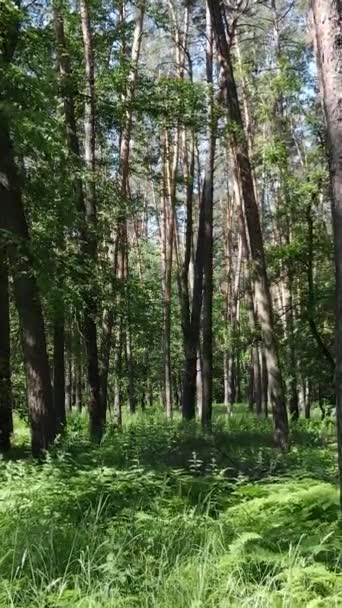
1;5;55;456
53;310;66;430
182;161;214;420
74;323;83;412
0;255;13;451
305;380;311;420
306;200;335;371
261;346;268;418
0;119;55;456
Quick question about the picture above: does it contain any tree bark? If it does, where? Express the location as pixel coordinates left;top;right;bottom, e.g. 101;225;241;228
0;255;13;451
53;309;66;430
311;0;342;507
201;4;215;427
79;0;103;440
0;18;55;455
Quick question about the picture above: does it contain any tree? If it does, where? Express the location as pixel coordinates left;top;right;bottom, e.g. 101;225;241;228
0;254;13;451
207;0;289;447
311;0;342;506
53;0;103;440
0;2;55;455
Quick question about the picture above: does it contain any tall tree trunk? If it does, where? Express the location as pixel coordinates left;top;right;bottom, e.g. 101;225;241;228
201;4;215;427
53;2;103;440
208;0;288;447
0;119;55;455
0;255;13;451
79;0;103;440
0;17;55;455
311;0;342;507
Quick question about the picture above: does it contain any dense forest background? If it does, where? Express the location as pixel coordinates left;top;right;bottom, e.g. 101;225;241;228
2;1;342;606
0;0;336;449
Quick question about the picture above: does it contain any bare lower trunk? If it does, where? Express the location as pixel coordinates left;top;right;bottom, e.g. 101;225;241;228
53;310;66;430
0;123;55;455
261;345;268;417
0;255;13;451
73;318;82;412
80;0;103;440
1;14;55;456
113;321;123;428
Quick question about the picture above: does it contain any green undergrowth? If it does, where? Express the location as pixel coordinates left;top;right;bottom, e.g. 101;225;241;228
0;407;340;607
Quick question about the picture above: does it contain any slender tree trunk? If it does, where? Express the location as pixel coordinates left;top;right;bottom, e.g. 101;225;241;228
305;379;311;420
53;309;66;430
74;322;83;412
79;0;103;440
288;274;299;420
0;255;13;451
201;5;215;427
208;0;288;447
113;320;123;428
54;2;103;439
261;346;269;417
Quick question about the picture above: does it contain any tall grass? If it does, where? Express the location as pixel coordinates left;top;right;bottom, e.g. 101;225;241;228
0;407;340;607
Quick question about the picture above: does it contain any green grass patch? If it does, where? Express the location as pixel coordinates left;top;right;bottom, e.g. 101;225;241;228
0;407;340;607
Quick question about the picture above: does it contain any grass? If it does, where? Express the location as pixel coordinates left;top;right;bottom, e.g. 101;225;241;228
0;405;341;607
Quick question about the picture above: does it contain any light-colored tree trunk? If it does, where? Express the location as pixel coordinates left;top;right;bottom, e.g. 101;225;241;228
311;0;342;506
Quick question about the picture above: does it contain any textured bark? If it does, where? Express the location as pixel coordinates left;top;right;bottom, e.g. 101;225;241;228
208;0;288;447
311;0;342;507
201;4;215;427
0;20;55;455
53;311;66;430
0;255;13;451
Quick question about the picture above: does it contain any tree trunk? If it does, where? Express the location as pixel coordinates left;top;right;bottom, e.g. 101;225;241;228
311;0;342;507
0;255;13;451
0;118;55;455
201;4;215;427
54;1;103;439
79;0;103;440
0;8;56;456
208;0;288;447
53;310;66;430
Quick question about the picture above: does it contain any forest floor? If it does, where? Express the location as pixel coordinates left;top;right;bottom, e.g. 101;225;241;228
0;406;341;607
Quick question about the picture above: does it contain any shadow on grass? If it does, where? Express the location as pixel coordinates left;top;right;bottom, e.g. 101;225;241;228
1;407;337;529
